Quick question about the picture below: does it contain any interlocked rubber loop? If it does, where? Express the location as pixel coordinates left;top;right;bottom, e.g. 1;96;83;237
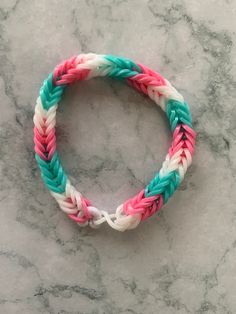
33;53;196;231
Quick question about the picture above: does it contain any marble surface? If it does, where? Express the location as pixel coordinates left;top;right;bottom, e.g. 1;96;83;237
1;0;236;313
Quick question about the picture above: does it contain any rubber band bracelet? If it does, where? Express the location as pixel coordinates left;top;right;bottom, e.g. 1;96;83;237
33;53;196;231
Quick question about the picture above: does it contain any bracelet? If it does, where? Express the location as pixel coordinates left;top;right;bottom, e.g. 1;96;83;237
33;53;196;231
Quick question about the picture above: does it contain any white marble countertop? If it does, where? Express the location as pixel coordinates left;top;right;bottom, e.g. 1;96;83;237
1;0;236;313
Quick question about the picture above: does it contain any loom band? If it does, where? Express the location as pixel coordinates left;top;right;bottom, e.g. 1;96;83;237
144;170;181;203
167;149;184;163
34;110;51;129
40;88;64;111
127;79;148;95
180;155;190;173
178;138;195;158
128;74;166;87
34;133;56;161
180;160;190;178
40;79;54;103
148;196;163;218
93;63;141;81
127;201;156;215
169;123;196;157
47;145;56;160
75;54;89;65
65;184;83;206
90;212;116;227
151;84;183;102
129;189;149;205
106;68;141;80
168;110;183;128
123;202;150;216
54;68;91;85
174;135;194;155
43;121;56;137
79;196;92;219
177;116;193;129
172;131;185;147
77;59;112;77
172;124;196;148
89;66;111;79
34;138;46;155
180;123;196;138
45;134;56;150
182;149;193;166
40;127;56;144
140;195;164;220
34;109;45;126
33;123;55;144
89;208;127;230
34;128;46;149
185;135;195;151
166;99;192;115
166;105;193;131
34;124;56;147
161;158;182;174
43;133;57;152
87;206;103;222
160;173;181;204
41;121;56;137
89;208;130;231
59;204;80;215
122;190;159;216
172;124;182;137
162;184;176;203
35;146;48;161
180;129;195;147
57;196;85;215
138;63;166;79
33;116;45;134
126;68;166;96
173;132;195;156
100;210;140;232
183;140;195;157
170;116;179;132
168;142;185;158
35;153;67;192
43;104;58;120
35;142;56;162
126;78;162;96
137;63;166;85
60;195;88;218
43;111;57;127
40;169;66;191
104;55;142;73
34;134;48;154
40;75;65;110
68;213;88;224
146;85;162;99
146;87;165;107
136;63;166;96
40;178;66;194
50;193;80;215
53;56;78;82
141;205;157;221
182;134;196;153
68;197;93;224
169;116;193;133
53;55;140;85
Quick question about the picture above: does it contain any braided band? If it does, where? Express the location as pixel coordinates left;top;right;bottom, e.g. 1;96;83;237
33;53;196;231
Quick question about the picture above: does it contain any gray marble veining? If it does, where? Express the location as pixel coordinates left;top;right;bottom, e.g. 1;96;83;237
0;0;236;313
